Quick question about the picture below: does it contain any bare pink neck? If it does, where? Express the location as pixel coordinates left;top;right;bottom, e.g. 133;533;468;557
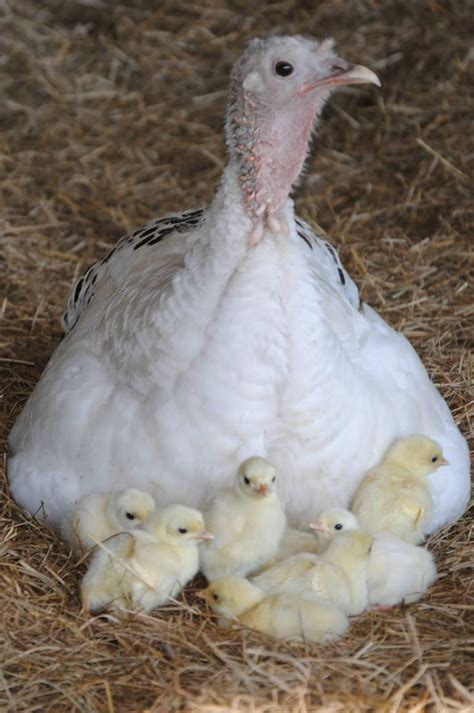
227;92;320;227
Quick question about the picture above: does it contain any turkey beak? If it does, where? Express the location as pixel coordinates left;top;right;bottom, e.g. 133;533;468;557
195;530;214;541
301;61;380;95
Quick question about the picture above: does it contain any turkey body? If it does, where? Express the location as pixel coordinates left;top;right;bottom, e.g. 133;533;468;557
8;172;470;530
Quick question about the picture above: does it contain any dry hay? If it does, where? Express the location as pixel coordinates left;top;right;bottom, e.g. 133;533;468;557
0;0;473;710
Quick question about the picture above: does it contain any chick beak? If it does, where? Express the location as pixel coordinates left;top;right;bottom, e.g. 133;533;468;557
309;521;327;534
257;484;269;496
301;60;381;96
439;457;449;466
194;530;214;541
195;590;209;600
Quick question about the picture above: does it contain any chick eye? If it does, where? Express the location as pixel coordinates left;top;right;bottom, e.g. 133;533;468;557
244;476;250;485
178;527;188;534
272;476;276;483
212;593;219;601
274;60;294;77
431;456;438;463
125;512;135;520
334;523;343;531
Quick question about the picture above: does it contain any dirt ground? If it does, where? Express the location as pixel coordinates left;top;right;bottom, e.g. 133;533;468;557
1;1;473;711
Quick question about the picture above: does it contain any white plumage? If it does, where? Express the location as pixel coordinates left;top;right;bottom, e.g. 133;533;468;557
8;36;469;535
367;534;437;608
61;488;155;554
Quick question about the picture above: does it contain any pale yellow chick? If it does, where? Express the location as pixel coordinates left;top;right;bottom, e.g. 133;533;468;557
61;488;156;554
309;508;360;552
316;531;373;615
351;435;448;544
200;457;286;581
314;508;438;608
252;531;372;616
198;576;349;644
81;504;213;613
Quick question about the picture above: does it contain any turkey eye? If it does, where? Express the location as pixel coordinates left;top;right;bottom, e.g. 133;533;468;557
244;476;250;485
334;523;343;531
125;512;135;520
178;527;188;534
431;456;438;463
274;60;294;77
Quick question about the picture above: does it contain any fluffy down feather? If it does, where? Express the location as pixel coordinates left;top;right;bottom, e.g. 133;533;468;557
251;552;320;593
81;505;212;612
199;576;349;643
200;457;286;580
367;534;437;607
351;435;448;544
275;527;321;560
61;488;155;554
314;508;438;607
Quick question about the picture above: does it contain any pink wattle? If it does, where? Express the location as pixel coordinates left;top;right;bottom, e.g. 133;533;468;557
254;101;319;219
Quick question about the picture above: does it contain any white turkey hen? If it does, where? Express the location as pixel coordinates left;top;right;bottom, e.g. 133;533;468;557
8;36;470;532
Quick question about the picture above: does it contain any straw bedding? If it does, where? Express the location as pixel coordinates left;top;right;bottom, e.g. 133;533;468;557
1;0;472;710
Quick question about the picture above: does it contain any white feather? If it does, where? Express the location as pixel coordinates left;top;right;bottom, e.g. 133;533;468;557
368;535;437;607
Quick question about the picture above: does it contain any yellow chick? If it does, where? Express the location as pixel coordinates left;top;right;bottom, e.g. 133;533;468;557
81;504;213;613
313;531;373;615
351;435;448;544
61;488;156;554
309;508;360;552
313;508;437;608
198;576;349;644
252;531;372;616
200;457;286;581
